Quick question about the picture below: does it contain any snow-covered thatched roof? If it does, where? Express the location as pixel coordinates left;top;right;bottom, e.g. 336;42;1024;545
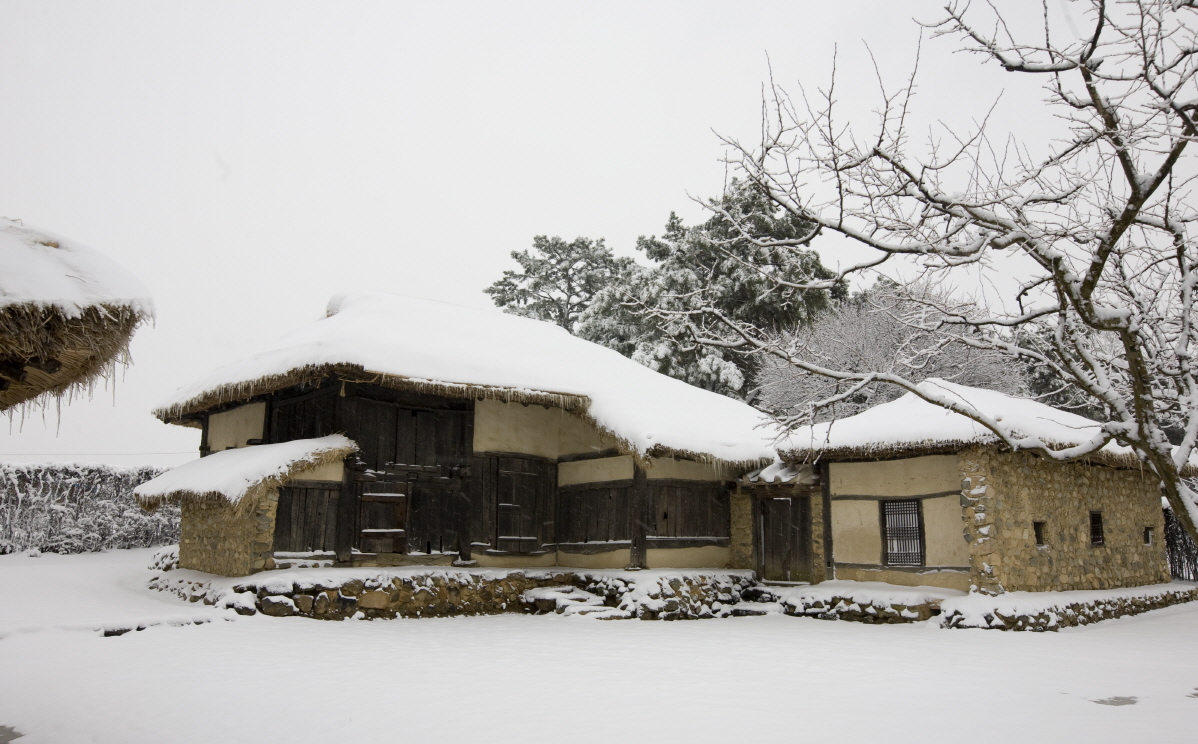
134;435;358;510
0;217;154;411
780;379;1167;471
154;292;776;469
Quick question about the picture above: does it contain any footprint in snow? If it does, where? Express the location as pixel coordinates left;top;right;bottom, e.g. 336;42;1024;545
1091;696;1138;706
1189;687;1198;698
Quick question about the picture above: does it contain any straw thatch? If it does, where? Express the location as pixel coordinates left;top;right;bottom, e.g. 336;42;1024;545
777;437;1185;473
1;218;153;412
0;302;146;411
153;363;772;474
134;435;359;512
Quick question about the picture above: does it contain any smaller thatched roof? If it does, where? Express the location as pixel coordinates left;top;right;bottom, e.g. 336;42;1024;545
0;218;154;411
779;379;1191;473
134;434;357;511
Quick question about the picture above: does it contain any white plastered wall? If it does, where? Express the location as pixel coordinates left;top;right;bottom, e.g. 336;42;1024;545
923;494;969;566
830;499;882;565
830;455;959;497
208;402;266;452
828;456;969;570
558;456;633;486
646;546;729;569
473;399;607;459
645;458;723;481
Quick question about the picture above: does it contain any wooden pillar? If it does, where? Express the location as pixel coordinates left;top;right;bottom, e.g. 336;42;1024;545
198;413;211;457
820;462;834;580
628;463;650;569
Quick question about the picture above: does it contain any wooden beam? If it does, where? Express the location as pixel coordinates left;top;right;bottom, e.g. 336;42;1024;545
628;463;650;569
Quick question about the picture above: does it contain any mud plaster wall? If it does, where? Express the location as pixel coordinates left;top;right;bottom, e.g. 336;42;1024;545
207;402;266;452
473;399;607;459
729;489;752;569
959;447;1171;593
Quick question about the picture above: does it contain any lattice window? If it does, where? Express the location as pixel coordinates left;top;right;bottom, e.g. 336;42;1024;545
882;499;924;567
1090;511;1105;546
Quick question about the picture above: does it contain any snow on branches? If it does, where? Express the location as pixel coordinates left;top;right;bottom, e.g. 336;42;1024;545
656;0;1198;539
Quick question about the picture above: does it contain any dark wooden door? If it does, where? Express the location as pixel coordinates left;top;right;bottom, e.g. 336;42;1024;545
758;496;812;582
495;457;554;554
273;481;340;553
338;393;474;558
357;480;407;554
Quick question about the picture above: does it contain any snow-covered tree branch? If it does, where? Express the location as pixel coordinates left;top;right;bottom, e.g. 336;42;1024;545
658;0;1198;541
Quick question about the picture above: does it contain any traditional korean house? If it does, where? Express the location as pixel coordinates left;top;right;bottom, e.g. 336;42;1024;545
745;379;1182;594
0;218;153;411
137;292;774;576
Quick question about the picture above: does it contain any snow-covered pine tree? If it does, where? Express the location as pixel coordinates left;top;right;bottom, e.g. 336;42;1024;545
484;236;635;332
577;180;845;399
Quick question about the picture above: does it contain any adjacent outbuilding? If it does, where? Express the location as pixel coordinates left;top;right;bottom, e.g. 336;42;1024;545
753;379;1180;594
141;292;776;576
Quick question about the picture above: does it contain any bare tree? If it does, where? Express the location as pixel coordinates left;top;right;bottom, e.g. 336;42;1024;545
659;0;1198;540
756;282;1025;422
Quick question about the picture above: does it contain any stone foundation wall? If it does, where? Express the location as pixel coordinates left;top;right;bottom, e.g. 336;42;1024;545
179;490;278;576
939;583;1198;631
151;568;756;621
959;448;1171;593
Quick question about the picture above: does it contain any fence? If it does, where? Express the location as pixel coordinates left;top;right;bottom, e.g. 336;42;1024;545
0;463;175;554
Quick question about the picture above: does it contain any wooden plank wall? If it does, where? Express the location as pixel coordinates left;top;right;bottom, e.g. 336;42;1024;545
273;481;340;552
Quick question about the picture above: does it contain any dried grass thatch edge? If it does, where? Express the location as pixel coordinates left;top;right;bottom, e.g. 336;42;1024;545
154;363;772;475
779;438;1197;476
1;302;150;413
135;439;359;513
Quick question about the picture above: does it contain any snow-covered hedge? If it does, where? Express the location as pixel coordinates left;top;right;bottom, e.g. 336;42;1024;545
0;463;175;554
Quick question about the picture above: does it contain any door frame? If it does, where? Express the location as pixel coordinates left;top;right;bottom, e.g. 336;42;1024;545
751;486;815;584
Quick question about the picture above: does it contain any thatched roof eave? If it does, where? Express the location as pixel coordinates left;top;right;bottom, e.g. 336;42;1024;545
779;438;1196;476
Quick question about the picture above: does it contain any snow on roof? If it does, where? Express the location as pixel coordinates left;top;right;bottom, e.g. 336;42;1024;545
743;462;816;485
154;292;776;468
0;218;153;318
0;218;155;410
779;379;1151;469
134;435;357;510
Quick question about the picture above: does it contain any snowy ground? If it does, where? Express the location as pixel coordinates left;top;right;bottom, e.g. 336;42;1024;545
1;549;1196;744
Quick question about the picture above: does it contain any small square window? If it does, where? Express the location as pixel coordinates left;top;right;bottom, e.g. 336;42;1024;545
1144;527;1154;546
1090;511;1104;546
1033;521;1046;546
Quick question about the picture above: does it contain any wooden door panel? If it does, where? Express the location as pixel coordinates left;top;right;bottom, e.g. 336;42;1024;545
758;495;813;583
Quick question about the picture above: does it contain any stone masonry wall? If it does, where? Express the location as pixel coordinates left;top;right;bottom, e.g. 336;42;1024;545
179;490;279;577
959;447;1170;593
729;489;753;569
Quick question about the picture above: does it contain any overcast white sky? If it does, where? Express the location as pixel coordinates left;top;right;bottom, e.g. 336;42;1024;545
0;1;1061;466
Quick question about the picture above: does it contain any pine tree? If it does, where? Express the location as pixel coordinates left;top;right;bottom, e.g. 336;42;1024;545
484;236;635;332
577;180;845;399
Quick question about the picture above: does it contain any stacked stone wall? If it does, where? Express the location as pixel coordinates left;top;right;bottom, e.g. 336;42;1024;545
959;448;1170;593
729;490;753;569
150;568;756;621
178;490;278;576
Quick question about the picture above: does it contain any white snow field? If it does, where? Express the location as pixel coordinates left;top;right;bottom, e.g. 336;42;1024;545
1;549;1196;744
